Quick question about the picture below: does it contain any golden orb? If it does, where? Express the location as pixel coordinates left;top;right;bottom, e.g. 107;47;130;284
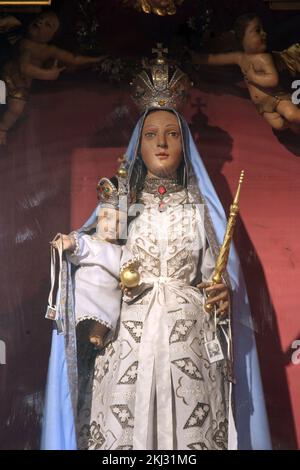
120;266;140;288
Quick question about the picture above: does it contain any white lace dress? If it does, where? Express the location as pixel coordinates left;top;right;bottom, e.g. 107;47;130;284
77;189;232;450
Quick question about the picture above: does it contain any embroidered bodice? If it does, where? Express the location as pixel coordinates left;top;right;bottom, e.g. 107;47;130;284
125;189;214;290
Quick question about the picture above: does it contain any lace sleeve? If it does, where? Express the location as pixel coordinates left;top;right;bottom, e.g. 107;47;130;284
67;232;86;265
201;245;215;282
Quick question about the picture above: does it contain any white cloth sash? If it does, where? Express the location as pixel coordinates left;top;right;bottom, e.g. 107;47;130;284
132;277;202;450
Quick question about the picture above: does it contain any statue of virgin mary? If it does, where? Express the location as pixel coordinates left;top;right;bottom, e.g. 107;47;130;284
41;47;272;451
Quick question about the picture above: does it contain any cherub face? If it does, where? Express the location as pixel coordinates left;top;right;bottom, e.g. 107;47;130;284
97;207;126;242
28;12;60;43
243;17;267;54
141;111;183;179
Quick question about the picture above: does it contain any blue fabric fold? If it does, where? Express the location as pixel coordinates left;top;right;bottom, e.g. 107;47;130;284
41;329;77;450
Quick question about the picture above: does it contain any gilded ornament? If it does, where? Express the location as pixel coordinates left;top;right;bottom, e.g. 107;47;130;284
205;171;245;312
120;259;141;288
121;0;184;16
131;43;192;112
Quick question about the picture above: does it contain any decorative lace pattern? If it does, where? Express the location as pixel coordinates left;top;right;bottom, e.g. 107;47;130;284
127;190;202;285
70;230;80;256
76;315;113;330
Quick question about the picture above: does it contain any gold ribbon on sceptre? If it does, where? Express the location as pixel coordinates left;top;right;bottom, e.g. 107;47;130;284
205;170;245;312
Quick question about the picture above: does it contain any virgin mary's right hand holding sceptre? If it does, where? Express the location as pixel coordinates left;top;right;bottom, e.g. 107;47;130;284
197;170;245;316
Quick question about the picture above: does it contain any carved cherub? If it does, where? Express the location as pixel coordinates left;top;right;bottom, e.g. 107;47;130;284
0;11;106;145
189;13;300;133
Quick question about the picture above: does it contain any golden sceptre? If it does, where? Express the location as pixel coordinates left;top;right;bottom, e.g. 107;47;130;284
205;170;245;312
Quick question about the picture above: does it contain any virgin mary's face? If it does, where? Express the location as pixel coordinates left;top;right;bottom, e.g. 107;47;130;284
141;111;183;178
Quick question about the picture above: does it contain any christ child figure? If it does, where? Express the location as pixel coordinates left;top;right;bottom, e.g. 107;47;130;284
51;176;137;350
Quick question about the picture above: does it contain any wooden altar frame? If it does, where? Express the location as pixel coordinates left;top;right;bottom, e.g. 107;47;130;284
0;1;51;5
264;0;300;9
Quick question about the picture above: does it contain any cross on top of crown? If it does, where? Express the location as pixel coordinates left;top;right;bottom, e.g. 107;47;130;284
152;43;168;61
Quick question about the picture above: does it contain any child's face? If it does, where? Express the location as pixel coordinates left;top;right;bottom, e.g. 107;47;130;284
97;208;125;242
243;18;267;54
28;12;60;43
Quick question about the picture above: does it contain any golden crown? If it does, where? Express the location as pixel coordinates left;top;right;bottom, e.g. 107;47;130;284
130;43;191;112
96;156;129;210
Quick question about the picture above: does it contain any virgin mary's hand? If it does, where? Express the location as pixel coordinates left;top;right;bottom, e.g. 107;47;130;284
119;282;145;301
197;281;229;316
119;282;133;298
